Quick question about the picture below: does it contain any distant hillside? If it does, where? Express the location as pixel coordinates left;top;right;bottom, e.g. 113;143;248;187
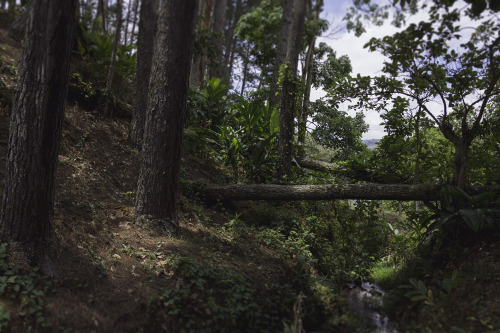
363;139;380;149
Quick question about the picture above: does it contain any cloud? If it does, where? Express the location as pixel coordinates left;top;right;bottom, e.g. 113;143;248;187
311;1;433;139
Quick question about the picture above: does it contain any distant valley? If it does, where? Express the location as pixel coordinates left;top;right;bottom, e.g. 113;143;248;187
362;139;380;149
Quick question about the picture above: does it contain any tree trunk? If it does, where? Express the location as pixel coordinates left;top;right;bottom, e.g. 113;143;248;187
222;0;240;78
413;110;422;184
104;0;123;115
0;0;77;275
8;1;32;41
122;0;132;45
97;0;107;32
130;0;157;147
452;141;468;189
209;0;227;79
298;0;322;159
129;0;139;45
297;42;314;159
135;0;198;233
188;0;205;88
198;0;213;83
277;0;307;178
204;184;500;202
268;0;295;110
240;45;249;95
277;64;296;178
296;157;408;184
7;0;15;12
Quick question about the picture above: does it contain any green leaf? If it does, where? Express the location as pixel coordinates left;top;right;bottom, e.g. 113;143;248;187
269;107;279;134
471;192;496;207
460;209;484;232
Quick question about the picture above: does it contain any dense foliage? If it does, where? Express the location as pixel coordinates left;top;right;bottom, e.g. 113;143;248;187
0;0;499;332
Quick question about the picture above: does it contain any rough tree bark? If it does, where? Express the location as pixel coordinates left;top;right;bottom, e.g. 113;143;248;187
452;141;469;189
296;157;408;184
440;124;471;189
189;0;204;87
268;0;295;110
122;0;132;45
8;1;33;41
129;0;139;45
209;0;227;79
222;0;241;79
277;0;307;178
205;184;500;202
135;0;198;233
197;0;213;84
240;44;250;95
298;0;322;159
0;0;77;275
104;0;123;115
130;0;157;147
97;0;107;32
7;0;14;12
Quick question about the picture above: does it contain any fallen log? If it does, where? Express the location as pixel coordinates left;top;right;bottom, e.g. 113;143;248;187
295;157;407;184
205;184;500;202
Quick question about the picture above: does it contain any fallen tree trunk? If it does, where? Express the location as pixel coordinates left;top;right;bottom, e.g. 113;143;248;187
205;184;500;201
296;157;407;184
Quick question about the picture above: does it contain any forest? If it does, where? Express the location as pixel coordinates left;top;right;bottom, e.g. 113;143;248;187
0;0;499;331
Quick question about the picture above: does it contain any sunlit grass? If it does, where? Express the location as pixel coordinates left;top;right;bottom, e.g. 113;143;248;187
370;259;402;289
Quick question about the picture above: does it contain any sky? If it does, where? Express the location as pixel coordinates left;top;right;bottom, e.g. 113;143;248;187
312;0;425;140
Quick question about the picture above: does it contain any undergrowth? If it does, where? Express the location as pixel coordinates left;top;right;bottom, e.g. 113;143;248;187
0;243;53;332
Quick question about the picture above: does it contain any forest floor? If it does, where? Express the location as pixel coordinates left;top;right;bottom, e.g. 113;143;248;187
1;24;500;332
0;27;345;332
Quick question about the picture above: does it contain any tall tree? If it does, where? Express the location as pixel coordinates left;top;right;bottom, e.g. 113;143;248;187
222;0;241;78
122;0;133;45
209;0;228;79
197;0;213;84
336;5;500;188
105;0;123;115
135;0;198;232
130;0;157;147
97;0;107;32
0;0;77;275
298;0;323;158
129;0;139;45
277;0;307;178
268;0;295;111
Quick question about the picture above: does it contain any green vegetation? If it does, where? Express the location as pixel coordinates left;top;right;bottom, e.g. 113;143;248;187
0;0;499;332
0;243;53;331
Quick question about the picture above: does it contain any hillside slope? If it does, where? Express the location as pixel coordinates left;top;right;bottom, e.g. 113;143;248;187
0;27;310;332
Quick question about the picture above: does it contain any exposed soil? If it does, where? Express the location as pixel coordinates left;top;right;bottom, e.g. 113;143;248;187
0;27;294;332
1;22;500;333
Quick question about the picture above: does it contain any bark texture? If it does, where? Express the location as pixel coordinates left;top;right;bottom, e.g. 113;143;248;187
130;0;157;147
198;0;213;84
129;0;139;44
296;157;408;184
205;184;500;202
97;0;107;32
104;0;123;115
222;0;241;80
8;2;33;41
268;0;295;110
209;0;227;79
277;0;307;178
298;0;322;158
135;0;198;232
0;0;77;275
